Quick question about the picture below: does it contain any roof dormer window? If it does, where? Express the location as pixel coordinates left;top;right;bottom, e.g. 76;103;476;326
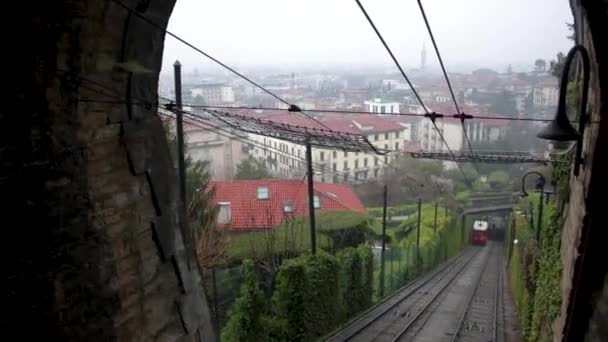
257;186;269;200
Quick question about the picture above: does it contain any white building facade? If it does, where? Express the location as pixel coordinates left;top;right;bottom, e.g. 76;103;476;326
247;117;412;184
364;98;401;114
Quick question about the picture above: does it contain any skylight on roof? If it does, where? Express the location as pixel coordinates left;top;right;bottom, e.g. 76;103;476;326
257;186;269;200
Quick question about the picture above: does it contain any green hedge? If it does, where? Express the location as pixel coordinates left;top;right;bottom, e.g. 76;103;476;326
222;247;375;341
221;260;266;342
272;259;308;341
302;252;341;339
227;211;373;261
507;199;562;342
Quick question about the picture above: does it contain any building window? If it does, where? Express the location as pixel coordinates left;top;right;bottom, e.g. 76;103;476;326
343;174;349;182
344;151;348;157
257;186;269;200
217;203;231;224
320;152;325;161
375;134;379;141
298;150;301;158
374;169;379;177
374;158;379;166
395;142;399;150
343;161;348;170
381;105;386;114
283;200;293;213
395;132;400;138
291;147;294;155
364;158;368;167
384;133;389;139
332;163;337;171
313;195;321;209
354;160;359;169
384;144;388;151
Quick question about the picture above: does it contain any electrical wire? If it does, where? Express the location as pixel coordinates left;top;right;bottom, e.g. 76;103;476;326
416;0;480;175
354;0;427;112
353;0;474;186
160;107;352;178
108;0;333;131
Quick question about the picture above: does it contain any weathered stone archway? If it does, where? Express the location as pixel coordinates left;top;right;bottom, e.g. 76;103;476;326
7;1;214;340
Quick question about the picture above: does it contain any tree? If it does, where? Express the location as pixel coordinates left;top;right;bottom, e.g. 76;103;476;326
488;90;517;116
221;260;267;342
187;158;226;269
549;23;575;78
162;119;225;269
549;52;566;79
488;171;510;191
534;59;546;73
235;156;273;180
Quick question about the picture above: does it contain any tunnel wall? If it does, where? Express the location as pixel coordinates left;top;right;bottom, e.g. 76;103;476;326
554;0;607;341
6;1;214;340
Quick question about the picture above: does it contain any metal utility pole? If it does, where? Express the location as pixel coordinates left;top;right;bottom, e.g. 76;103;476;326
536;187;545;246
380;184;388;298
305;142;317;254
433;202;438;233
173;60;187;205
416;198;422;272
461;214;467;246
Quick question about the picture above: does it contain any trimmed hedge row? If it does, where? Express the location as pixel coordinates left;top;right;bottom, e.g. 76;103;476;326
222;246;374;341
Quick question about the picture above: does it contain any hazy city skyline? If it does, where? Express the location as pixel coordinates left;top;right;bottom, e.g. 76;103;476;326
162;0;573;74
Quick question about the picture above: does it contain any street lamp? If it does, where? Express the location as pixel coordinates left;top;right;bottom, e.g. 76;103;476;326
537;45;590;176
519;171;546;244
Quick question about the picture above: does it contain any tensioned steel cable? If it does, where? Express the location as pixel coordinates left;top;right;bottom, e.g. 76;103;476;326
108;0;333;130
353;0;472;185
416;0;479;173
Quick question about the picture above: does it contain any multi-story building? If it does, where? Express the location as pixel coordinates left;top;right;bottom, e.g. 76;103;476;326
240;110;412;184
415;104;508;152
364;98;400;114
533;84;559;107
161;107;246;180
190;82;235;105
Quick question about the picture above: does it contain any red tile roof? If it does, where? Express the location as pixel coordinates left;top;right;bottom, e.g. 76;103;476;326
210;179;367;230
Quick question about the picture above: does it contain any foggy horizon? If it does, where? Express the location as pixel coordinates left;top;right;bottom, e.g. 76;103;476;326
161;0;573;74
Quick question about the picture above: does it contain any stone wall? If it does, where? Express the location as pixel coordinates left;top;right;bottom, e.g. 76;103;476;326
6;1;214;340
554;0;607;341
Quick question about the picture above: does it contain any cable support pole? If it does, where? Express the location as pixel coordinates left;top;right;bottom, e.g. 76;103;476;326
306;141;317;255
380;184;388;298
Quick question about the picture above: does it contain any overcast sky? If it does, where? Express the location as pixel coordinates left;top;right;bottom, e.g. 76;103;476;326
161;0;573;73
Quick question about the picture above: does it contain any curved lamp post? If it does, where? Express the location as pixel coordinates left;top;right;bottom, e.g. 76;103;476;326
519;171;546;244
537;45;590;176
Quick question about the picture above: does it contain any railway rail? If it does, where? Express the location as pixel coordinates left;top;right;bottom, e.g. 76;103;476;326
326;243;503;342
450;243;503;341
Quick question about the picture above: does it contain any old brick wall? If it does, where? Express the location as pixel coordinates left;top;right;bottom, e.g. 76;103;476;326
6;1;214;340
554;0;607;341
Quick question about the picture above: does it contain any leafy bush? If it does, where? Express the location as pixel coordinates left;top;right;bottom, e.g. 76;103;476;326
303;252;341;339
227;211;372;261
221;260;266;342
271;259;308;341
358;245;374;309
338;247;364;319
